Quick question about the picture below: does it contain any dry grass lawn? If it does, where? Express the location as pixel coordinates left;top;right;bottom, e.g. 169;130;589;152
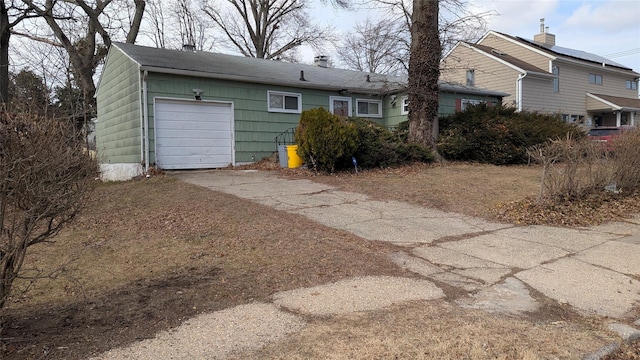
2;163;636;359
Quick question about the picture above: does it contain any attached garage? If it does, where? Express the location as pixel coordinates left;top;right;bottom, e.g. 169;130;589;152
154;99;234;169
96;42;507;181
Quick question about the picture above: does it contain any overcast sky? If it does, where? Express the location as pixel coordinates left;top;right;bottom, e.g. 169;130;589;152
305;0;640;73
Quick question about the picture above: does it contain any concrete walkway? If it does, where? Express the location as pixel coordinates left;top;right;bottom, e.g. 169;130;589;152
93;169;640;359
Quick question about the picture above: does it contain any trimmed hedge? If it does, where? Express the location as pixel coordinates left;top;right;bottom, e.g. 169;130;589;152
437;104;584;165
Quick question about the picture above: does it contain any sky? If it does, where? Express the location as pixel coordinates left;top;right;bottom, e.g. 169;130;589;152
304;0;640;73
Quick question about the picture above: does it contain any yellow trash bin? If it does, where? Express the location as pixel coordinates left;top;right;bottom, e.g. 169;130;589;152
286;145;303;168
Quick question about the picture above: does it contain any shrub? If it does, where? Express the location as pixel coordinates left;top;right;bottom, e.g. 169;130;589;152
528;129;640;204
295;108;358;172
438;104;583;165
349;117;433;168
0;112;97;329
528;134;606;202
609;128;640;190
295;109;433;172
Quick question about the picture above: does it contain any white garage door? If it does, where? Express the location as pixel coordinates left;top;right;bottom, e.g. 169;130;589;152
154;99;234;170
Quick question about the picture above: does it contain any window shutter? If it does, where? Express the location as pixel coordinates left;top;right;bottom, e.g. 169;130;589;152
455;98;462;112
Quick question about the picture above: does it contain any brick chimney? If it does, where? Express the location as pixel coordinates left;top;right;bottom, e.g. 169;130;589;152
533;18;556;46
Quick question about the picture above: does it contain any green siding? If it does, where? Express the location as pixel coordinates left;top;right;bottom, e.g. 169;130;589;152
144;74;385;164
98;52;504;168
383;91;504;128
96;48;142;164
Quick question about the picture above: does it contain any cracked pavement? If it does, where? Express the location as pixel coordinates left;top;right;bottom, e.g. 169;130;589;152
93;169;640;359
176;169;640;320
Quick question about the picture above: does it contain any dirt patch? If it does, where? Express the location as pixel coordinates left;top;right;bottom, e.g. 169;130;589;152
2;177;405;359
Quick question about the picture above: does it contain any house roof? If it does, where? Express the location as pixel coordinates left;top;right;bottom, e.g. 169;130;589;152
438;81;509;98
463;42;551;75
587;93;640;111
112;42;405;94
493;31;637;73
110;42;508;98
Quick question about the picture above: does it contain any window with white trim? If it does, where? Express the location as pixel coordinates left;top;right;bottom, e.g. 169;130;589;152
589;74;603;85
552;66;559;93
401;97;409;115
329;96;352;117
355;99;382;117
626;80;638;90
267;91;301;113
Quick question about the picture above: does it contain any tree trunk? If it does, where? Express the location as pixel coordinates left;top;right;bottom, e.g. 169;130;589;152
0;2;9;107
407;0;441;159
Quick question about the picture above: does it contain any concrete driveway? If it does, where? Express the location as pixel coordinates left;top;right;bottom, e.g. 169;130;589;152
176;169;640;320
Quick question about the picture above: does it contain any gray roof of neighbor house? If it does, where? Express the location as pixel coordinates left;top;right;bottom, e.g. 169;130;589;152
112;42;405;94
462;42;552;76
495;32;636;72
589;93;640;111
438;81;509;97
110;42;509;98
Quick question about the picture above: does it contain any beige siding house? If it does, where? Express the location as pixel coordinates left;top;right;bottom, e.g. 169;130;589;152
441;20;640;128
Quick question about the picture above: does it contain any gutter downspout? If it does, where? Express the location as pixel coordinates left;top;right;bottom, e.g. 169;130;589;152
142;71;150;173
516;73;527;112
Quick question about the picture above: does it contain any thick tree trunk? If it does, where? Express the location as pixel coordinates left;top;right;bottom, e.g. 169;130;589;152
0;3;9;107
407;0;441;159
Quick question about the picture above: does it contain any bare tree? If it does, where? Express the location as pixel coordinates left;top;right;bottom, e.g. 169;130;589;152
353;0;489;154
175;0;214;50
336;17;407;74
202;0;334;60
407;0;441;155
365;0;490;55
141;0;215;51
0;0;39;107
0;112;96;330
143;0;167;48
21;0;146;127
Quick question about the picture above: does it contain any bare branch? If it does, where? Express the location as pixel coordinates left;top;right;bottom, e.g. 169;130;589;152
202;0;334;60
10;29;62;46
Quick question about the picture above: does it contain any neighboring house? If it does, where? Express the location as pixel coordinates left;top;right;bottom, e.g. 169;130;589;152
441;20;640;128
96;42;506;181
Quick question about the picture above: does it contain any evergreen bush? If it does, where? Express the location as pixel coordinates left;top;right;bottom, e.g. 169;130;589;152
295;108;433;172
438;104;583;165
295;108;358;172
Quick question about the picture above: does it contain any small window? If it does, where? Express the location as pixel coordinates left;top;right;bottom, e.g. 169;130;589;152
466;69;475;87
461;98;482;111
401;97;409;115
589;74;603;85
329;96;352;117
552;66;559;93
267;91;301;113
627;80;638;90
355;99;382;118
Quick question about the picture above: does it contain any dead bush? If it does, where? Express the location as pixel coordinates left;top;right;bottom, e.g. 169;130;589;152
0;112;97;331
609;128;640;190
528;134;611;203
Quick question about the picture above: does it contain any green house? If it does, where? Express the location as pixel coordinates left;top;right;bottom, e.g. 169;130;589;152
96;43;507;180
